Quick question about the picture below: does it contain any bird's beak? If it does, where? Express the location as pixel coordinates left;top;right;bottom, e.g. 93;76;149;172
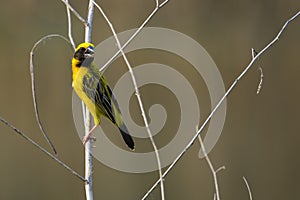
85;47;94;57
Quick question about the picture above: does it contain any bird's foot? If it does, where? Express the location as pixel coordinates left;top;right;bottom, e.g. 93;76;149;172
83;136;96;145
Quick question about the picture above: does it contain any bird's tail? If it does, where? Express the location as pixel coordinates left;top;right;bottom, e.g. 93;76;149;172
111;94;135;150
118;123;135;150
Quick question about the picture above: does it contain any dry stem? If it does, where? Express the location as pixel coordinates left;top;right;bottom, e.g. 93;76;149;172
198;133;225;200
83;1;95;200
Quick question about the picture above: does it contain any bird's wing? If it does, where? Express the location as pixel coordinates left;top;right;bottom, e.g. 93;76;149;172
82;68;116;124
95;75;117;124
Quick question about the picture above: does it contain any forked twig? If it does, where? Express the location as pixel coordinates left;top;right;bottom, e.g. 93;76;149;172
60;0;87;25
64;0;76;49
30;34;71;155
142;10;300;199
0;116;87;182
198;132;225;200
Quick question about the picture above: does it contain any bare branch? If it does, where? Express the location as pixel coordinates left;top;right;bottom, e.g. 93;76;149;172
155;0;159;8
92;1;165;199
64;0;76;49
30;34;71;156
84;1;95;200
60;0;87;25
243;176;253;200
142;10;300;199
0;115;87;182
198;131;224;200
159;0;169;8
85;1;94;43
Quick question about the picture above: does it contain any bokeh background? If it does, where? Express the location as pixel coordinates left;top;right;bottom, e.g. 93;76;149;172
0;0;299;199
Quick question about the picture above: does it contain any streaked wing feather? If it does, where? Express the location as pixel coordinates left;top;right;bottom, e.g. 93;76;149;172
96;79;116;124
82;69;116;123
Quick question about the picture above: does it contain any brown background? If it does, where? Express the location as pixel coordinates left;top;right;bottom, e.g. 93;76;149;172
0;0;299;199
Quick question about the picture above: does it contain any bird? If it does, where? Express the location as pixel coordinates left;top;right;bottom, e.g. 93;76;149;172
71;42;135;150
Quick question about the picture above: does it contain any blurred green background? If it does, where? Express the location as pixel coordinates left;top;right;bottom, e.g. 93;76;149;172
0;0;299;199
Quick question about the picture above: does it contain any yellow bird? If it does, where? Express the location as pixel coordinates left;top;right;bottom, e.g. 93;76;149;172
72;42;134;150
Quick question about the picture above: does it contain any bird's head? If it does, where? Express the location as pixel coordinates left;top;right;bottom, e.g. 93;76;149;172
72;42;95;67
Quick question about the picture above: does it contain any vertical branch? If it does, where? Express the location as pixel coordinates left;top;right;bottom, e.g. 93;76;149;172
61;0;94;198
84;1;94;200
61;1;94;198
85;1;94;42
84;108;93;200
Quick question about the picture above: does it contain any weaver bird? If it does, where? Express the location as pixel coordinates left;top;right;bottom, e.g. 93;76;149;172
72;42;135;150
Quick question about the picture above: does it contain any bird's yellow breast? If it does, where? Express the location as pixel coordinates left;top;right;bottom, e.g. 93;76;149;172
72;66;101;125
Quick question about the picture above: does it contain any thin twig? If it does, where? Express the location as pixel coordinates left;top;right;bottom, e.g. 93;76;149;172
92;1;167;199
159;0;169;8
60;0;87;25
256;67;263;94
142;10;300;199
243;176;253;200
30;34;71;156
84;1;94;200
99;0;169;72
198;128;224;200
215;166;226;174
64;0;76;49
0;115;87;182
251;48;264;94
